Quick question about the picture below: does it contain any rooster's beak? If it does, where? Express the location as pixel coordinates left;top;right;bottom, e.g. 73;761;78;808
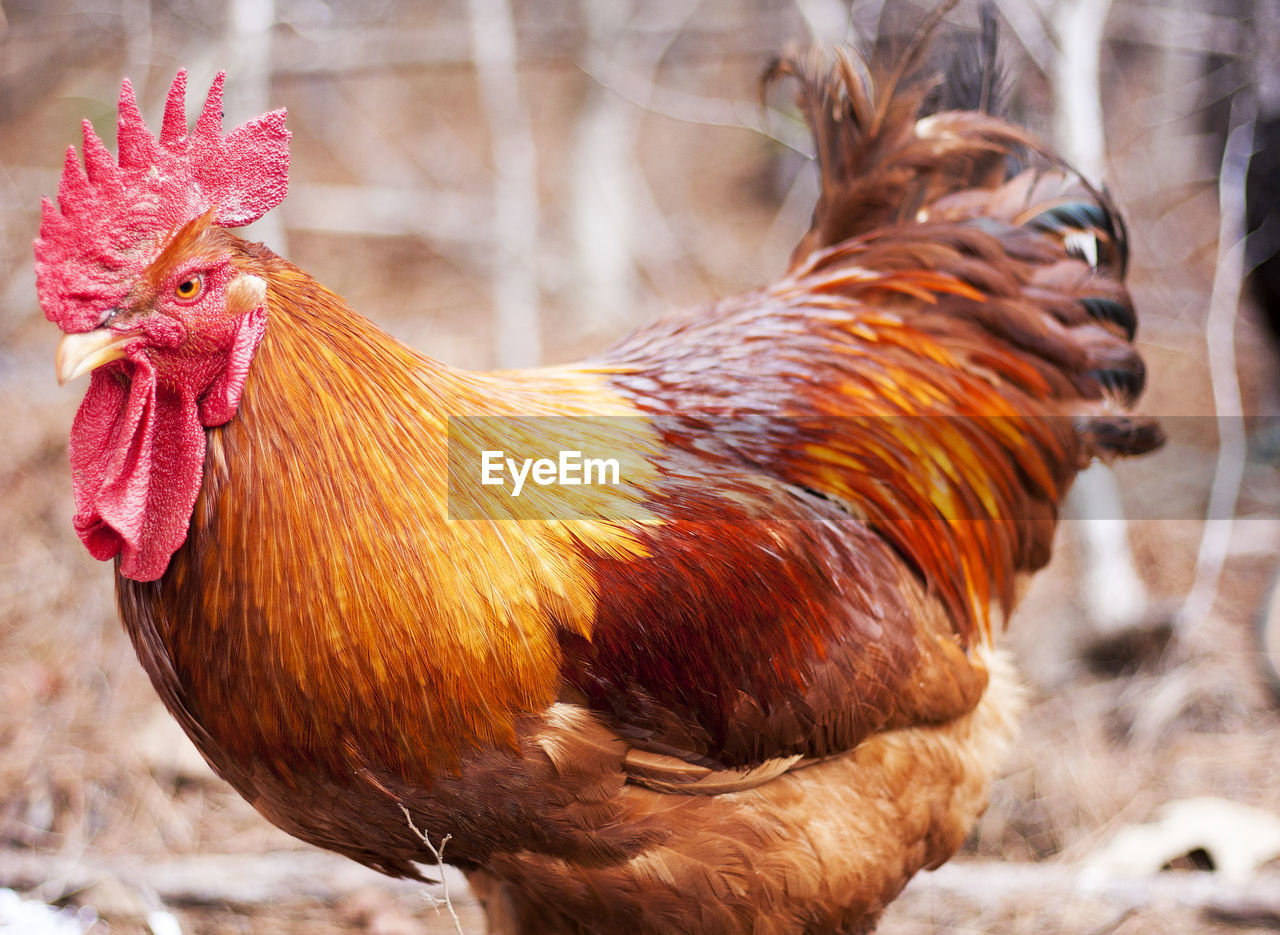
56;329;133;385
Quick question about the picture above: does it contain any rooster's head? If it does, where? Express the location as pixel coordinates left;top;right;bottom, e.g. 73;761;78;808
34;71;289;581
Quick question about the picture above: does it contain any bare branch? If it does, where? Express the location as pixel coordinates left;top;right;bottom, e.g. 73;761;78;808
579;56;789;142
899;859;1280;924
792;0;853;45
570;0;644;331
283;183;491;250
1109;1;1245;57
988;0;1055;75
226;0;286;256
1051;0;1114;183
1180;101;1253;630
466;0;542;368
1048;0;1154;636
0;849;465;910
1071;468;1153;635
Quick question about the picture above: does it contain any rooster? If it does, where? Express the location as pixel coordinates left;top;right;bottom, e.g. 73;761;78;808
38;17;1159;935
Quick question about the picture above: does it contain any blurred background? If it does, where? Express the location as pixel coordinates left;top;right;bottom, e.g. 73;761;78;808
2;0;1279;932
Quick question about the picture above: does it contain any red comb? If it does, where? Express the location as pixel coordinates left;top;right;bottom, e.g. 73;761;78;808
35;70;290;333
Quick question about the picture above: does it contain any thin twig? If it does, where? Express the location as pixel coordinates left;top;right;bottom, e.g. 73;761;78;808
399;805;465;935
578;56;807;154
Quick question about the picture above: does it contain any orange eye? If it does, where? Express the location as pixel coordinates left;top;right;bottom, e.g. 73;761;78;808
175;275;203;301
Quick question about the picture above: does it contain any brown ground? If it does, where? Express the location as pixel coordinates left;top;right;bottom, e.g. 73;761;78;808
2;1;1278;933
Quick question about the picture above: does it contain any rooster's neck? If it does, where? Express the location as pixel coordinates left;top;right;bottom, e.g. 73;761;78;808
118;256;650;802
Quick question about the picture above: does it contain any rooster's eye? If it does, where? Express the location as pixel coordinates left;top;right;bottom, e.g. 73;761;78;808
175;275;203;301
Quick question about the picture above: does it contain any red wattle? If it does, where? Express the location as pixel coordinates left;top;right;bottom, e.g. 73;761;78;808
69;356;207;581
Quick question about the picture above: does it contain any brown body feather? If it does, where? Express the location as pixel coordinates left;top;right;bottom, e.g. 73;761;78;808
112;38;1158;935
